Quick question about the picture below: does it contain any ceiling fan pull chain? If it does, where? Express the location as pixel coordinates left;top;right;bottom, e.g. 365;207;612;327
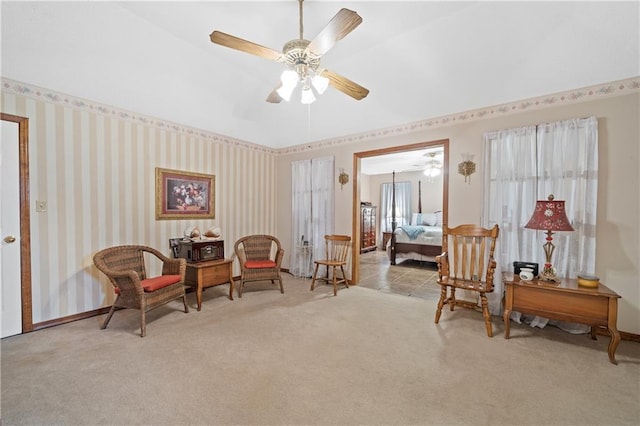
307;103;311;142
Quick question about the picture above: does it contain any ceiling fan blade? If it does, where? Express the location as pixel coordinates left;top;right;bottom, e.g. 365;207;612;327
210;31;282;62
320;69;369;101
306;8;363;56
266;83;283;104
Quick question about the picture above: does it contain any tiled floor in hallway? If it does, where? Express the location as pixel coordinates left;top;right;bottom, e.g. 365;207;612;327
357;249;441;301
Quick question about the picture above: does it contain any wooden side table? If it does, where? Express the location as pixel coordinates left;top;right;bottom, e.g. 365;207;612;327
503;274;621;364
184;259;234;311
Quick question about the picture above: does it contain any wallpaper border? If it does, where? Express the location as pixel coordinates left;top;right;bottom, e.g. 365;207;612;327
3;76;639;156
280;77;640;155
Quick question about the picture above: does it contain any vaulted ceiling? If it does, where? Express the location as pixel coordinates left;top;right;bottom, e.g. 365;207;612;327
2;1;638;149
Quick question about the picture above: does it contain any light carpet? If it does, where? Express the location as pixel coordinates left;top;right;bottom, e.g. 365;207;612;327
1;275;639;425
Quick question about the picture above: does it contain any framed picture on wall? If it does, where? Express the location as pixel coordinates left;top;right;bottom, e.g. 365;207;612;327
155;168;215;220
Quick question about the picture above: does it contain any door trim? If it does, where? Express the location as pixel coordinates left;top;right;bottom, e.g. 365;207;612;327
351;139;449;284
1;113;33;333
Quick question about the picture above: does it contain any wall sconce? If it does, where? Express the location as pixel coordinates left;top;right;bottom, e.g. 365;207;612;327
338;169;349;190
458;153;476;183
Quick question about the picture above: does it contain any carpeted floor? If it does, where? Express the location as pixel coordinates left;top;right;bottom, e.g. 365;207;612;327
1;273;639;425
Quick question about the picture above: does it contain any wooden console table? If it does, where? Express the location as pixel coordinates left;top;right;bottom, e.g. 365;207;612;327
503;274;621;364
184;259;234;311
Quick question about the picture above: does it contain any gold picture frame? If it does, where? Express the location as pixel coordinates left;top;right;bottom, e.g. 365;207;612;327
155;168;215;220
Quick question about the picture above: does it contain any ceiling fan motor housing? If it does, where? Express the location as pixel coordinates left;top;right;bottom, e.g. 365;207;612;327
282;39;321;79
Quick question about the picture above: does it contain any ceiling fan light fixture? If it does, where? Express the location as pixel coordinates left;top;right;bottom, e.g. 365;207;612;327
277;70;299;101
423;167;441;178
276;84;295;102
280;69;299;87
300;85;316;104
311;75;329;94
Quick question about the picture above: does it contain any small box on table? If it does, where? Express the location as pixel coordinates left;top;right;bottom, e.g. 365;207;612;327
178;240;224;263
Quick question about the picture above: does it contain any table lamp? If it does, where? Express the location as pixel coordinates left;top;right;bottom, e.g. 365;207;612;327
524;194;574;281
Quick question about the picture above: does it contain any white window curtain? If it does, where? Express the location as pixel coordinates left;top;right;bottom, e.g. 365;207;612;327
290;157;334;277
483;116;598;332
380;181;411;236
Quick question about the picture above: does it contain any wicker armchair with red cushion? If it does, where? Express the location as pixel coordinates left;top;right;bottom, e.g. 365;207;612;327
93;245;189;337
234;235;284;298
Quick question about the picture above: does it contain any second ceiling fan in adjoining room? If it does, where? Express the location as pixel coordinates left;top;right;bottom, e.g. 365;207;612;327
209;0;369;105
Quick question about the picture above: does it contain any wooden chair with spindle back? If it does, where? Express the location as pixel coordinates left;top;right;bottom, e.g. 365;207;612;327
310;235;352;296
435;224;499;337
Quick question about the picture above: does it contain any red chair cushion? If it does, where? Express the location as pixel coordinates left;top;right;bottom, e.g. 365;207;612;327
113;274;182;294
245;260;277;269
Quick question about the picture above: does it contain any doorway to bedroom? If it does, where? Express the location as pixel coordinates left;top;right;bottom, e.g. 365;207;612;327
350;139;449;285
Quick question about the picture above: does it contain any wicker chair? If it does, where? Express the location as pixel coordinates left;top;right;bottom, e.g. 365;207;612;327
93;245;189;337
234;235;284;298
435;224;499;337
310;235;351;296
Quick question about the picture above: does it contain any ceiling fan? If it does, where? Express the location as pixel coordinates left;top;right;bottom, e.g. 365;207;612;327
209;0;369;104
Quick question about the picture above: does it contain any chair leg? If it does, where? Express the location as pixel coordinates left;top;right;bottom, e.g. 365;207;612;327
340;266;349;288
238;279;244;298
310;264;320;291
140;310;146;338
480;293;493;337
332;266;338;296
101;303;117;330
449;288;457;311
435;286;447;324
277;276;284;294
182;294;189;313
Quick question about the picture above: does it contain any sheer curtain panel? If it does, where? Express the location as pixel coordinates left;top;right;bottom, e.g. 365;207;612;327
483;117;598;332
290;157;334;277
380;181;411;237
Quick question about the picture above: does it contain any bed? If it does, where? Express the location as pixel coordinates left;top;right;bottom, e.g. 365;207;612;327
387;172;443;265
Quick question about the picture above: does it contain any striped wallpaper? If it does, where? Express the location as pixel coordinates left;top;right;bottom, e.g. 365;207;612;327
2;90;276;323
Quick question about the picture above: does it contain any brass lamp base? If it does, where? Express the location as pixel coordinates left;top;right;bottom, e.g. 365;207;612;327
539;266;560;283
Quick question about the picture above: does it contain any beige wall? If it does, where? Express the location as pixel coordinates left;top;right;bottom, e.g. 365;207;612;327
276;88;639;334
2;81;277;324
2;77;639;335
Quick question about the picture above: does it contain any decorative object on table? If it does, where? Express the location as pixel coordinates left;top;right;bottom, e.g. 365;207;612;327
204;225;222;239
169;237;182;258
184;225;201;240
458;153;476;183
155;167;215;220
577;274;600;288
524;194;574;282
519;268;535;281
513;261;539;277
338;169;349;189
177;239;225;263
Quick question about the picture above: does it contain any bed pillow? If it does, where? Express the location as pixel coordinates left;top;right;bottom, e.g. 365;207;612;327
411;213;422;226
422;213;437;226
434;210;443;226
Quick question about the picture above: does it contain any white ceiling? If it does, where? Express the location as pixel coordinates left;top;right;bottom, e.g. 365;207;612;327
2;1;638;150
